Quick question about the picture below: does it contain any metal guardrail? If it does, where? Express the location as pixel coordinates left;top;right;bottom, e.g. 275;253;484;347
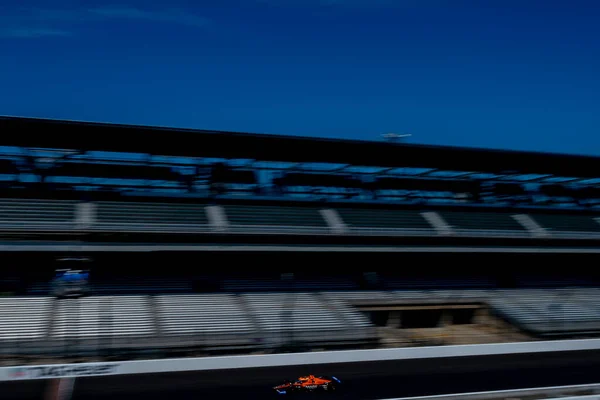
227;225;334;235
451;228;534;238
0;220;599;241
544;230;600;239
88;222;216;234
0;222;82;233
345;227;439;237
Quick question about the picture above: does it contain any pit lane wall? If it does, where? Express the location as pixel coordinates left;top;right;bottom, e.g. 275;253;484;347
3;338;600;382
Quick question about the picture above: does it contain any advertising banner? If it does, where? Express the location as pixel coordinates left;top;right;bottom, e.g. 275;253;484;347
1;363;120;381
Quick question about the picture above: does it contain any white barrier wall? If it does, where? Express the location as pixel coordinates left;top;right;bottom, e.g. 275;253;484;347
387;395;600;400
2;338;600;382
2;244;600;252
384;383;600;400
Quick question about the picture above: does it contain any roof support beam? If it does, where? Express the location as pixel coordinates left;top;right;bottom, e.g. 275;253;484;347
3;116;600;178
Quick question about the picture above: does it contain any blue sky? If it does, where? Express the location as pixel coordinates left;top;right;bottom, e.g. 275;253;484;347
1;0;599;156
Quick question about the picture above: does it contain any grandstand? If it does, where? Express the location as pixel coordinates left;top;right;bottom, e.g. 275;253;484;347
1;115;600;363
3;288;600;360
0;116;598;250
3;196;599;238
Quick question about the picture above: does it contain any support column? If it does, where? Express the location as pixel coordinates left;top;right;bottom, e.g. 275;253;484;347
75;202;96;229
437;311;453;327
421;211;453;235
45;377;76;400
512;214;549;237
320;209;347;234
205;205;229;232
386;311;401;328
472;307;489;326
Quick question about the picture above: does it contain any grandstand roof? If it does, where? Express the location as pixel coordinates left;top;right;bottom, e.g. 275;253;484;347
2;116;599;178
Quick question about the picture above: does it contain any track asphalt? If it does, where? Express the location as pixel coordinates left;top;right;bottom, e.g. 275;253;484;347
5;349;600;400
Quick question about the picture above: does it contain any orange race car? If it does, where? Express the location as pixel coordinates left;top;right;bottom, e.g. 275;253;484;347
272;374;341;395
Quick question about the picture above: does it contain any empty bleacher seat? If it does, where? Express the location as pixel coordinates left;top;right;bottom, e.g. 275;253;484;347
489;289;600;334
572;288;600;313
51;296;154;339
0;297;52;341
0;198;76;229
109;296;155;337
529;214;600;236
335;208;433;234
244;292;345;332
223;204;328;233
320;295;374;332
156;294;255;348
50;297;105;339
8;288;600;358
94;201;209;232
242;292;373;345
438;211;527;235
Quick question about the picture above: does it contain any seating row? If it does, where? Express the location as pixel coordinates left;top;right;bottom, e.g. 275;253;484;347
0;198;598;237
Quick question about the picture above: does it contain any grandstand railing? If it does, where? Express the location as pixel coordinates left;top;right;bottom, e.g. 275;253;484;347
0;222;83;233
542;230;600;239
346;227;536;238
1;221;600;240
450;228;535;238
227;225;333;235
88;222;215;233
343;227;438;236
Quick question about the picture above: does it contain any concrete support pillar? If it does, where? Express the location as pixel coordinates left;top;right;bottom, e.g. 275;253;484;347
75;202;96;229
387;311;401;328
205;205;229;232
320;209;347;234
512;214;549;237
438;311;453;327
421;211;453;235
472;307;489;325
45;377;76;400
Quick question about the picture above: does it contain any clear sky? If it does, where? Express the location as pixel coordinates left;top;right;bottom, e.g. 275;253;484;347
1;0;599;155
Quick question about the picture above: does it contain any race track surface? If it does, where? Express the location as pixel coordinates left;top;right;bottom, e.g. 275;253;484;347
6;349;600;400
